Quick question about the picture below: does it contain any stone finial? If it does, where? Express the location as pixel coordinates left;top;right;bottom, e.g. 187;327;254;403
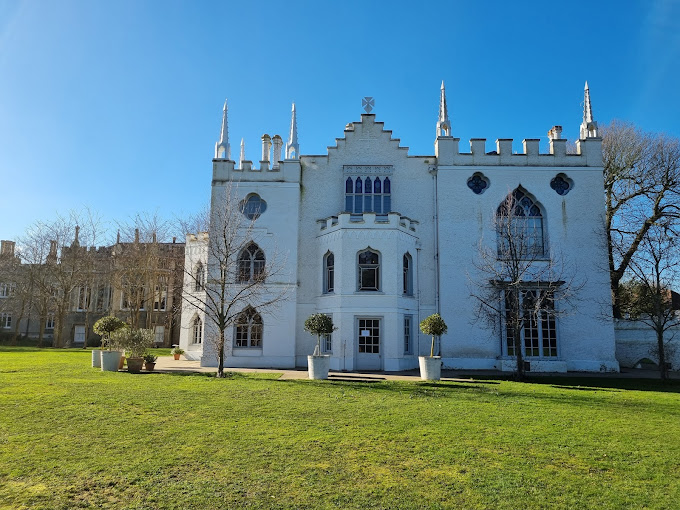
272;135;283;169
580;82;599;139
116;230;121;244
286;103;299;159
240;138;246;166
547;126;563;140
134;228;140;243
261;134;271;162
215;99;231;159
73;225;80;247
437;80;451;137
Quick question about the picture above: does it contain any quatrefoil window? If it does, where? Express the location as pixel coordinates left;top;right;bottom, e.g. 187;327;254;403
550;174;573;196
467;173;490;195
240;194;267;220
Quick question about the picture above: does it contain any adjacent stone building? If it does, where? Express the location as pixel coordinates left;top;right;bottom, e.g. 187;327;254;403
0;234;184;347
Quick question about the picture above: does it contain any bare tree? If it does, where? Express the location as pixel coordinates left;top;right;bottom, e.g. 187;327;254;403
603;122;680;317
469;189;580;380
619;221;679;380
113;213;174;330
181;185;288;378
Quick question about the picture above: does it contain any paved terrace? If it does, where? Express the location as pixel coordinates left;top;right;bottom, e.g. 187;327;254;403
151;356;678;381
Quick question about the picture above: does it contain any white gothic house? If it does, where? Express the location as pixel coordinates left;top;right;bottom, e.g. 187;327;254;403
179;83;620;373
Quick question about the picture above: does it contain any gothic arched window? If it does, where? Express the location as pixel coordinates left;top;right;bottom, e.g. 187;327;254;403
192;316;203;344
403;253;413;296
496;188;544;258
237;243;265;283
194;262;205;292
324;252;334;293
234;307;263;348
358;249;380;291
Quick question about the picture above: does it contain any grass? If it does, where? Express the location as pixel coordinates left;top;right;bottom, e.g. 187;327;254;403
1;348;679;509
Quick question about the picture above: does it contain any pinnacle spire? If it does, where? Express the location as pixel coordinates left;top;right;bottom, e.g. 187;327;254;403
437;80;451;137
240;137;245;164
215;99;230;159
286;102;299;159
580;81;598;139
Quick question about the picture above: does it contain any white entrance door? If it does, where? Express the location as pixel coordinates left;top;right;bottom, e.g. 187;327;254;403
74;325;86;345
356;318;381;370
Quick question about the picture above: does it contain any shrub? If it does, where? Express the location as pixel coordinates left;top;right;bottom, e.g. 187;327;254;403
112;328;154;358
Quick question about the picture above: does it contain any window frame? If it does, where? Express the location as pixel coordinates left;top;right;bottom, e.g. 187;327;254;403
496;189;545;259
503;288;558;359
323;252;334;294
404;315;413;354
237;243;266;284
357;249;380;292
191;317;202;344
234;307;263;348
403;253;413;296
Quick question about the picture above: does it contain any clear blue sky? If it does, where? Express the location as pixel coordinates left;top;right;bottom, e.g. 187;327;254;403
1;0;678;242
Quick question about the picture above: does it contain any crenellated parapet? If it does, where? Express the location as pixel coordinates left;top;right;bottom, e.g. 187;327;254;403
317;212;418;234
212;157;301;183
434;135;602;167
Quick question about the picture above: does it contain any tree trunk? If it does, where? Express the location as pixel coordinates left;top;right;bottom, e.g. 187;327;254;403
217;329;226;378
657;328;668;380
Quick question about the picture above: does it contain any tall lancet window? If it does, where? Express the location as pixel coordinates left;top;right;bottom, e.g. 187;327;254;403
344;174;392;215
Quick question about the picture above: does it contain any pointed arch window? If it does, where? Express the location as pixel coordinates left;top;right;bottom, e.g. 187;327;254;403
234;307;263;348
194;263;205;292
358;249;380;291
403;253;413;296
324;252;334;294
496;189;544;258
192;316;203;344
237;243;265;283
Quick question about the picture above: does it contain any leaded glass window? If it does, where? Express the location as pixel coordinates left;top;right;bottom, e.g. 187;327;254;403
234;307;263;348
237;243;265;283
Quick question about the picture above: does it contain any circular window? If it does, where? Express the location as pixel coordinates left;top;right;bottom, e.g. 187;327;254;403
240;194;267;220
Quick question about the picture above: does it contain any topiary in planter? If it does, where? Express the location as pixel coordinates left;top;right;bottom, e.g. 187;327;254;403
304;313;335;356
419;313;448;357
93;316;126;351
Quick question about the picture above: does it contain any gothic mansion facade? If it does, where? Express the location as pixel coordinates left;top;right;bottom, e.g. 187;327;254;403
179;84;620;373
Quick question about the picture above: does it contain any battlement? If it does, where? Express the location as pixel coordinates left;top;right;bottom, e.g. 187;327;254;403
435;136;602;167
317;212;418;233
212;158;301;183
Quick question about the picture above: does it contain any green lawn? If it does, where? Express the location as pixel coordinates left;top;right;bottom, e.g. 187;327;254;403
1;348;679;509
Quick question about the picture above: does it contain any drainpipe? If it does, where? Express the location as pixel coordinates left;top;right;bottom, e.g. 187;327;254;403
430;166;441;354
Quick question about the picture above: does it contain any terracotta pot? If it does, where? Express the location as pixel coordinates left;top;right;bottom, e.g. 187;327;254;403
127;357;144;373
144;362;156;372
173;354;180;360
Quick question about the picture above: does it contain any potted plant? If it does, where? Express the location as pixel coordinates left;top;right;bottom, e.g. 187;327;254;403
113;328;154;373
304;313;335;380
171;347;185;360
419;313;447;381
93;316;126;371
143;352;158;372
